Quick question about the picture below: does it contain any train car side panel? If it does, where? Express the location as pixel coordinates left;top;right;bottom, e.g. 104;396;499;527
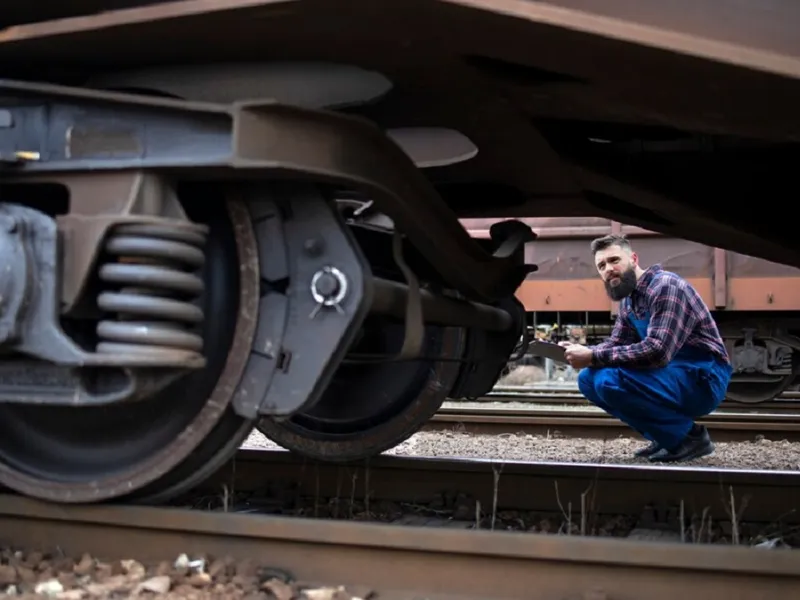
460;218;800;314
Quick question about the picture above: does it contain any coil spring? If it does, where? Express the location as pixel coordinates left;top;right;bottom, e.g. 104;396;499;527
96;222;208;362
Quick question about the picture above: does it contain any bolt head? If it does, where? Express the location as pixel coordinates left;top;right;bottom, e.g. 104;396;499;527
314;272;340;297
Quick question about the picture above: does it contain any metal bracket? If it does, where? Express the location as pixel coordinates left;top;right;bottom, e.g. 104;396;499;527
0;78;535;302
232;184;373;418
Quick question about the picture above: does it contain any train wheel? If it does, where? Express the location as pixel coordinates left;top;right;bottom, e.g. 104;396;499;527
0;191;259;504
725;377;799;404
256;318;465;461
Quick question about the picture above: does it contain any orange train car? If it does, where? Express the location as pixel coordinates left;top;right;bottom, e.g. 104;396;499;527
462;217;800;403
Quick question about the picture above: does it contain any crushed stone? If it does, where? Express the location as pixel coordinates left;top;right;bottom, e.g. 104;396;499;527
242;429;800;471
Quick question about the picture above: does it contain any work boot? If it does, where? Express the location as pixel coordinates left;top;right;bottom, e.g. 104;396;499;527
633;440;662;458
648;425;714;463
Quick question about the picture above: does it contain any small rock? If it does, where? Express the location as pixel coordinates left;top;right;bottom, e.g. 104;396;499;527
85;574;129;596
17;567;37;584
121;559;146;580
57;572;78;589
303;585;350;600
73;554;94;577
34;579;64;596
0;565;17;585
207;559;227;580
25;552;44;569
135;575;172;594
187;572;213;587
52;558;75;574
262;577;294;600
94;562;113;579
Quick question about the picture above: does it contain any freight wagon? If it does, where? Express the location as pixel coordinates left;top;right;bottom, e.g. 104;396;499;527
462;217;800;403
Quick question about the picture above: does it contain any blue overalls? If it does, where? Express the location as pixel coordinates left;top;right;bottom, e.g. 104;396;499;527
578;302;733;451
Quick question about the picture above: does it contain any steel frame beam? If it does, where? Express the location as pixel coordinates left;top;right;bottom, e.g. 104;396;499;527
0;78;534;302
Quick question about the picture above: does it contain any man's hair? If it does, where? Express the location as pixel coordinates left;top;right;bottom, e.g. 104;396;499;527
590;234;632;255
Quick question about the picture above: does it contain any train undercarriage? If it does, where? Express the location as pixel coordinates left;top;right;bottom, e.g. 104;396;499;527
1;0;800;504
0;79;531;503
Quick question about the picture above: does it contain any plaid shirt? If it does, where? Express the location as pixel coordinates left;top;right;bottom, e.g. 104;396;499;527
591;265;730;368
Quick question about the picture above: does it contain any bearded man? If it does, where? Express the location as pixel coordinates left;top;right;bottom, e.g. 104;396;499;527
559;234;733;462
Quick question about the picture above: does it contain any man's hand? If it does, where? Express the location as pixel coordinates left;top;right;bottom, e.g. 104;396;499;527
558;341;593;369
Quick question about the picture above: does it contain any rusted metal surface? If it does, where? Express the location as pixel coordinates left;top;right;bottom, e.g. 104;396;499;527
441;0;800;79
0;0;284;40
461;217;800;312
0;196;259;504
429;404;800;442
0;78;533;302
0;172;214;372
534;0;800;61
2;493;800;599
1;0;800;275
4;0;800;79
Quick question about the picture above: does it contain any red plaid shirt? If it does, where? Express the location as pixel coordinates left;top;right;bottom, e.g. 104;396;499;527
591;265;730;368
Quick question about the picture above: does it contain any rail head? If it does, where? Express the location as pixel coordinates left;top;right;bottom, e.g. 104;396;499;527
1;493;799;576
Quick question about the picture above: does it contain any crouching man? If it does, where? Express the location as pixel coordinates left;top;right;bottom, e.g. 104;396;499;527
559;234;733;463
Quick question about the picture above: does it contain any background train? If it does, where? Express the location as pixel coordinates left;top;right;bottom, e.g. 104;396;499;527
462;217;800;403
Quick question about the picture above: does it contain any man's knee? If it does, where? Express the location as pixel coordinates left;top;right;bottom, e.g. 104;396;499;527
581;366;636;406
577;366;618;404
577;367;596;395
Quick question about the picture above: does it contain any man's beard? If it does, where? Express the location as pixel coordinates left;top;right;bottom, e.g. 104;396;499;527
604;268;637;301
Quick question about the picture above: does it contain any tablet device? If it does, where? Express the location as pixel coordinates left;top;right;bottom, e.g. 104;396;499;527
527;340;569;363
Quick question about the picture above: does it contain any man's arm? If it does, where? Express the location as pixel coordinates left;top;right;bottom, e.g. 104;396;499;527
591;280;699;368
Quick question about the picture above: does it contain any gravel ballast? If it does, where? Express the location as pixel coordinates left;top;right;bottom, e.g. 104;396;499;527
0;548;371;599
242;429;800;471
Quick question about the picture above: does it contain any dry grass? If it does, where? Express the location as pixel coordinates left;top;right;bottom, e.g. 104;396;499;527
202;466;793;548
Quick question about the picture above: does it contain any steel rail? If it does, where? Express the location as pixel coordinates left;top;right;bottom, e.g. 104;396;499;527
470;394;800;412
480;395;800;412
193;449;800;525
488;385;800;400
2;492;800;600
429;405;800;441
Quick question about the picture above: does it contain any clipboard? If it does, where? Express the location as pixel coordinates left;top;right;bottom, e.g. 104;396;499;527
527;340;569;364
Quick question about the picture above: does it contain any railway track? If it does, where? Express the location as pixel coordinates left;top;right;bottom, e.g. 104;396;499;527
430;404;800;442
434;386;800;441
480;385;800;406
2;448;800;599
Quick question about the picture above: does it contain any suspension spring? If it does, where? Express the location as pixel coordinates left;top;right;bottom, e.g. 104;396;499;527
96;222;209;364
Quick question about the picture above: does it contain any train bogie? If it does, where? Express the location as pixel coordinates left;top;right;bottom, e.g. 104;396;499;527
1;1;800;505
0;77;527;502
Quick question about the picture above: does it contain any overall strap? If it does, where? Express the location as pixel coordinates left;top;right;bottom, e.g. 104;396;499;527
622;295;633;315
